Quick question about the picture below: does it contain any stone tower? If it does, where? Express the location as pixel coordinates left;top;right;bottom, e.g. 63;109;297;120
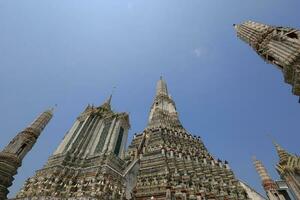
125;77;249;199
0;108;53;199
252;157;285;200
274;142;300;199
16;97;130;199
234;21;300;98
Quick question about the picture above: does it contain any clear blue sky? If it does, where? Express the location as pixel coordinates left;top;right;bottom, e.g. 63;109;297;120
1;0;299;198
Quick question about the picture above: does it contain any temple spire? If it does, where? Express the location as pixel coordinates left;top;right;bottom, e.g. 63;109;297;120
100;94;112;109
147;77;182;129
272;141;290;164
106;94;112;105
253;156;273;184
156;76;168;96
234;21;300;98
0;108;53;199
252;156;279;192
26;108;54;136
267;134;290;164
252;156;284;199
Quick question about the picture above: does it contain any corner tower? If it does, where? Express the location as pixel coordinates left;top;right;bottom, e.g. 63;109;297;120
16;97;130;199
126;77;249;200
234;21;300;98
0;109;53;199
273;142;300;199
253;157;285;199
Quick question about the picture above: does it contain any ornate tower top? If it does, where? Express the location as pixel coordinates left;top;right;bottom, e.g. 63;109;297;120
147;77;183;129
2;108;53;158
234;21;274;50
273;141;290;164
252;157;290;200
25;108;53;136
156;76;168;96
271;141;300;199
99;94;113;110
0;108;53;199
253;156;277;191
234;21;300;98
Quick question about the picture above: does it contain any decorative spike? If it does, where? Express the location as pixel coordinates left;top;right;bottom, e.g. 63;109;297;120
100;94;113;109
156;76;168;96
106;94;112;105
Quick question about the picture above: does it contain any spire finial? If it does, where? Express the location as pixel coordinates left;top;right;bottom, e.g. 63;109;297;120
48;104;57;113
266;133;280;149
156;76;168;96
106;94;112;105
267;134;290;163
101;94;112;109
107;86;116;105
267;133;284;151
100;86;116;108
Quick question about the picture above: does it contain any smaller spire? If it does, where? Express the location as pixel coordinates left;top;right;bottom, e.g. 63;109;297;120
47;104;57;114
156;76;168;96
267;134;290;164
28;108;54;135
272;141;290;164
106;94;112;105
100;94;112;109
253;156;271;181
0;108;53;199
252;156;277;191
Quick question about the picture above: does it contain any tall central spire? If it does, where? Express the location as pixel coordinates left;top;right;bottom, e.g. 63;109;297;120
126;77;250;200
156;76;168;96
147;77;183;129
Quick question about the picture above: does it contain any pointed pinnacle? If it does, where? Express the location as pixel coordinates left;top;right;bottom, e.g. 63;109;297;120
107;94;112;105
266;133;281;149
47;105;57;114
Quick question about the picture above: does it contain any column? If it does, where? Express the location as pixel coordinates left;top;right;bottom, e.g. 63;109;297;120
108;120;121;153
102;118;117;153
85;119;104;156
120;127;129;159
66;116;90;152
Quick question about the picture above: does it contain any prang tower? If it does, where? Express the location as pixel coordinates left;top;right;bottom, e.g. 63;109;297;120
274;142;300;199
0;109;53;199
234;21;300;98
16;98;130;199
253;157;285;200
125;77;249;199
